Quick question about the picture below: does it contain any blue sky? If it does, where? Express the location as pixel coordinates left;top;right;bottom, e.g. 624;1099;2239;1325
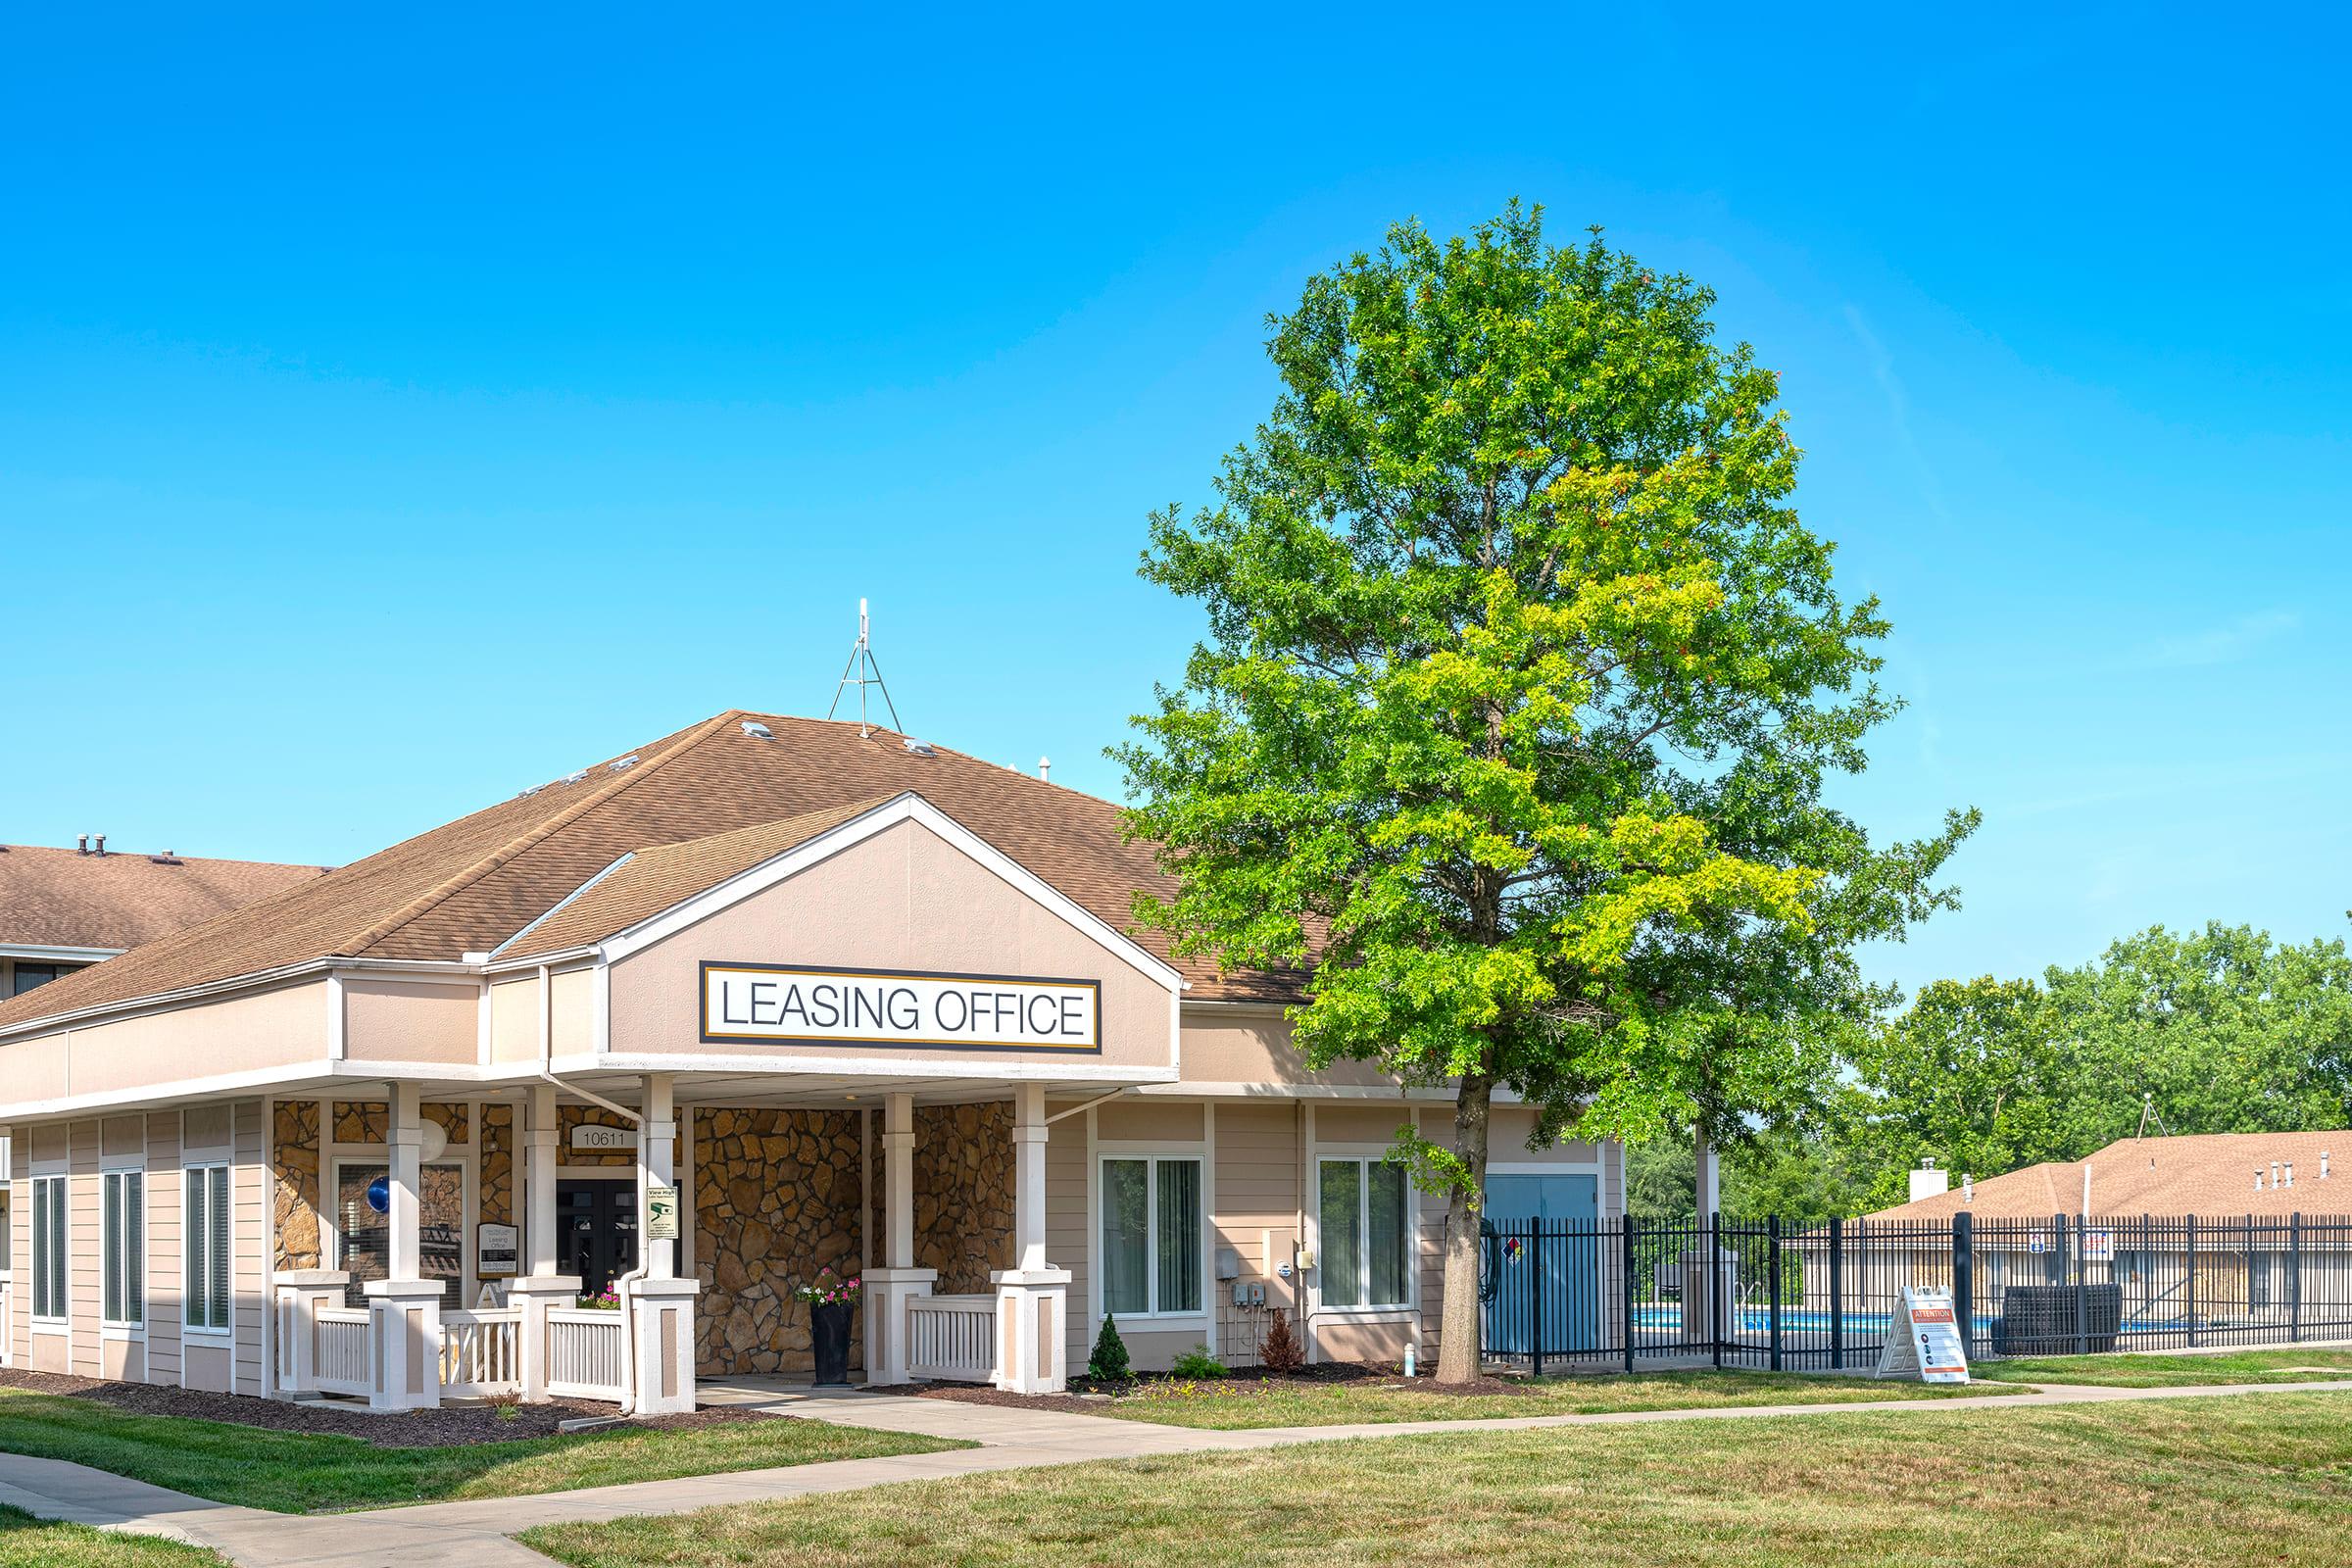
3;6;2346;999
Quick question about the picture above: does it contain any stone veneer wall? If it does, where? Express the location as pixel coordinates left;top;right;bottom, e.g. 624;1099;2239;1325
694;1108;864;1376
271;1101;321;1270
911;1101;1013;1296
479;1103;513;1226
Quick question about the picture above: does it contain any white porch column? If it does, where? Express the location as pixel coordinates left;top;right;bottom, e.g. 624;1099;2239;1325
627;1073;698;1413
863;1091;935;1386
510;1085;578;1402
991;1083;1069;1395
1686;1123;1731;1346
366;1083;442;1411
1694;1124;1720;1220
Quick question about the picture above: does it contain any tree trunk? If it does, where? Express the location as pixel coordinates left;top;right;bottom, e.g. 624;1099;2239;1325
1436;1072;1493;1384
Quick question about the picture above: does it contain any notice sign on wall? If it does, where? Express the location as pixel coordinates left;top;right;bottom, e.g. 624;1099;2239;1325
701;961;1102;1054
1877;1286;1971;1384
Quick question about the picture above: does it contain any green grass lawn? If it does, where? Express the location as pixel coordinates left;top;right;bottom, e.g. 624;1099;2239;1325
0;1391;965;1515
1084;1367;2005;1429
525;1391;2352;1568
0;1505;231;1568
1976;1345;2352;1387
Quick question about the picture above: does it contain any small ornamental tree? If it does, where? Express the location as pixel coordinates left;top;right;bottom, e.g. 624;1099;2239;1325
1086;1313;1132;1382
1257;1307;1304;1374
1121;203;1974;1383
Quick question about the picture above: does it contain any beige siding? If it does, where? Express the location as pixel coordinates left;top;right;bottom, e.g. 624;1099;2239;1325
68;1119;99;1375
146;1112;182;1386
1047;1109;1091;1371
233;1100;266;1394
6;1127;24;1366
1213;1102;1304;1363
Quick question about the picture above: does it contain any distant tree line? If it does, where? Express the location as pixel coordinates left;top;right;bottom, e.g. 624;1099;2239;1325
1630;920;2352;1222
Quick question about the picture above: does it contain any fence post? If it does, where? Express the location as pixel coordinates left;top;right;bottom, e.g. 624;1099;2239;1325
1531;1218;1544;1380
2074;1211;2088;1356
1622;1214;1637;1374
2185;1213;2198;1348
2290;1211;2303;1344
1953;1210;1974;1360
1767;1216;1783;1372
1830;1217;1845;1372
1710;1210;1724;1368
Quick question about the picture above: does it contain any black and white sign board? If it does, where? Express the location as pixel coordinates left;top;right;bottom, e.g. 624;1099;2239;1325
701;961;1102;1054
1877;1286;1970;1384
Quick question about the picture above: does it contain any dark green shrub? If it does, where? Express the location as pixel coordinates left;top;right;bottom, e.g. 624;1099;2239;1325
1087;1313;1132;1382
1171;1345;1227;1380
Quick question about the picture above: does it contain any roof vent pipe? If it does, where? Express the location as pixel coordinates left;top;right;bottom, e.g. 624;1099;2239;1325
2284;1161;2294;1189
2272;1161;2281;1191
1039;756;1052;783
76;835;87;854
2255;1167;2265;1192
1962;1174;1973;1203
93;834;105;856
2325;1152;2332;1181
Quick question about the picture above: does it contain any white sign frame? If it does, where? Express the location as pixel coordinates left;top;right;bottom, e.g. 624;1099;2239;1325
700;961;1102;1054
1877;1285;1970;1384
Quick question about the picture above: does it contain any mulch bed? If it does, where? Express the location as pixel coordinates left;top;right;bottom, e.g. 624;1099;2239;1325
0;1366;781;1447
911;1359;1536;1411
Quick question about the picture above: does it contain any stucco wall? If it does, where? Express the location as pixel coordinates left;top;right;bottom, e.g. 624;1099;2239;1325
609;820;1175;1072
0;983;322;1105
343;980;478;1064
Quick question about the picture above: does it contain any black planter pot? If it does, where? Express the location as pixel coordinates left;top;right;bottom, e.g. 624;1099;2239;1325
810;1298;856;1386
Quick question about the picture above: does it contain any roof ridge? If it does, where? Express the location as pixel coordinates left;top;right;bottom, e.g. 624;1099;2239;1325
342;710;744;958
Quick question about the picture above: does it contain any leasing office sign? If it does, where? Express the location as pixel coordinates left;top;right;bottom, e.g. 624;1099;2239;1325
700;961;1102;1054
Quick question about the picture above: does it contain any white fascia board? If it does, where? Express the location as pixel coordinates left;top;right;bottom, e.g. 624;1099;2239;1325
595;792;1187;993
0;956;481;1045
0;943;122;964
0;1054;522;1121
581;1053;1182;1086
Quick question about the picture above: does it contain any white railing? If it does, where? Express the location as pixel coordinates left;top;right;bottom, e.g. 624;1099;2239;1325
441;1307;522;1397
0;1274;12;1367
907;1294;998;1383
546;1308;628;1400
314;1307;373;1397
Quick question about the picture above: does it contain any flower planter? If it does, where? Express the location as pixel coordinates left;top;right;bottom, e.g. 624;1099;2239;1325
810;1298;856;1386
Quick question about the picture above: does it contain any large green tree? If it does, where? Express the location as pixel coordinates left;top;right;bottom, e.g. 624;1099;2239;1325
1840;923;2352;1209
1119;204;1973;1381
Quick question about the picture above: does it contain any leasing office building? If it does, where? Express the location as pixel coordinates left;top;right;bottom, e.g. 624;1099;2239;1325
0;711;1618;1412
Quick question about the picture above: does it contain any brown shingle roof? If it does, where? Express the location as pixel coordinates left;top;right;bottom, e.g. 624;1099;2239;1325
0;843;329;952
0;711;1298;1031
1864;1130;2352;1221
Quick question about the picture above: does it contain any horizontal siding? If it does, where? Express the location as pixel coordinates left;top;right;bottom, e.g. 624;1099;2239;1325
1047;1114;1090;1368
147;1112;182;1385
233;1101;265;1394
69;1120;99;1376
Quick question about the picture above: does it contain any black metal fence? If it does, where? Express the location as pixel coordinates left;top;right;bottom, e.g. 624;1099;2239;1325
1478;1210;2352;1373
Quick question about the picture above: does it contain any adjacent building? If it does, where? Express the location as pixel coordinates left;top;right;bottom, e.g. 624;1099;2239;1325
0;710;1619;1411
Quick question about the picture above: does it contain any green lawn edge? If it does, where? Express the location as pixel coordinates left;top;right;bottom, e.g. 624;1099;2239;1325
1972;1345;2352;1387
520;1390;2352;1568
0;1504;232;1568
1084;1367;2011;1429
0;1391;966;1515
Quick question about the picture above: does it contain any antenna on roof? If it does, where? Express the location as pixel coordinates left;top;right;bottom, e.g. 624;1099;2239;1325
825;597;904;740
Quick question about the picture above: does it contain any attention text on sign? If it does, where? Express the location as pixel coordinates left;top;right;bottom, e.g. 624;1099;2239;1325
700;962;1102;1054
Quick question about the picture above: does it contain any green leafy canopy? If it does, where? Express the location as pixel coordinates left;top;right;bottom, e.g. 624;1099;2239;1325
1119;203;1975;1193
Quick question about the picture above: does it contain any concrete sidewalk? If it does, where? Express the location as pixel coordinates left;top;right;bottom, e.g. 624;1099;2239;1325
6;1377;2350;1567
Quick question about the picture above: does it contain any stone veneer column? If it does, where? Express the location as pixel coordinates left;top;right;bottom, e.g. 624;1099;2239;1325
990;1082;1069;1395
862;1092;935;1385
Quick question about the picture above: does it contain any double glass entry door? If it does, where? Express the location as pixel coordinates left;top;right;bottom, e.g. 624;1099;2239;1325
558;1181;639;1299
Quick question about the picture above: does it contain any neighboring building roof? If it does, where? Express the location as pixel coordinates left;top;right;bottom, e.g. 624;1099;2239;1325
0;842;329;954
0;710;1299;1031
1864;1129;2352;1222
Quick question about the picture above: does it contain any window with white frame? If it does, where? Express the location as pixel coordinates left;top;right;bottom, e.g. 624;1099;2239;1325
1317;1157;1413;1308
29;1175;67;1320
102;1169;145;1328
184;1164;231;1333
1100;1154;1202;1317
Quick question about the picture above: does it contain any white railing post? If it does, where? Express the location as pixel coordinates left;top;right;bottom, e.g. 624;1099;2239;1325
0;1272;13;1368
989;1084;1070;1394
510;1274;581;1402
271;1270;350;1396
628;1278;700;1413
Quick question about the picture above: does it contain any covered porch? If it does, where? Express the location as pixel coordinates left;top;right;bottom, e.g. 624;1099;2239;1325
267;1068;1079;1413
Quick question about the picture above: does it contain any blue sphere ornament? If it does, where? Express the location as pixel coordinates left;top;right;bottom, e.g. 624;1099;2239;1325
367;1175;390;1215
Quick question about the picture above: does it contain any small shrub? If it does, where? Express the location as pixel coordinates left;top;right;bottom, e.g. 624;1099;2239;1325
1258;1307;1303;1373
1087;1313;1132;1382
1170;1346;1227;1380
